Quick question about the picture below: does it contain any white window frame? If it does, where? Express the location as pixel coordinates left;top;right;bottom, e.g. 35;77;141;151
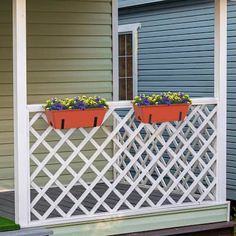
117;23;141;100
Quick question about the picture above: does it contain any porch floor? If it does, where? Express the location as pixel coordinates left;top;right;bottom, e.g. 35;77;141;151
0;183;182;221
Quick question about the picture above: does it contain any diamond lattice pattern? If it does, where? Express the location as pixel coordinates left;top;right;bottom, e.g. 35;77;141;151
29;104;217;223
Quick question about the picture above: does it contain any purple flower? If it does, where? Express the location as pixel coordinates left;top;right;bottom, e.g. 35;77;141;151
162;97;170;105
44;95;109;111
132;92;191;107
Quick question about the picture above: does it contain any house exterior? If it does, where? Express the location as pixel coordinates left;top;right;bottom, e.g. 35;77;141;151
0;0;232;235
118;0;236;200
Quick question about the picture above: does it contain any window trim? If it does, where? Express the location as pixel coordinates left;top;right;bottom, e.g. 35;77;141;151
118;23;141;100
112;0;119;101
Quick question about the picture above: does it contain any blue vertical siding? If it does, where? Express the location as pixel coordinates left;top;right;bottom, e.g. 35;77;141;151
119;0;236;200
227;1;236;200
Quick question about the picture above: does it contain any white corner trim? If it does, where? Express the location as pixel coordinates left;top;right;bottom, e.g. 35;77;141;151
118;23;141;98
112;0;119;101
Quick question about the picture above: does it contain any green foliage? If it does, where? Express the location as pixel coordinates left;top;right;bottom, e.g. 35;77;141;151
0;217;20;232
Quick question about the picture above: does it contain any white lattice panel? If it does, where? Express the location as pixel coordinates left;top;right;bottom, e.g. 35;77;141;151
28;102;217;224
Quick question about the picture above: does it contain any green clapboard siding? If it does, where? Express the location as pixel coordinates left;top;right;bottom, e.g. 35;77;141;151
0;0;113;190
119;0;236;200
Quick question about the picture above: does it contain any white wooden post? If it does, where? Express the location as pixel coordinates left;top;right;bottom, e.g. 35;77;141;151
112;0;119;101
214;0;227;202
13;0;30;226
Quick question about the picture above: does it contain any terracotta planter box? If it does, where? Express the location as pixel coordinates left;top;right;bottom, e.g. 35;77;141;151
133;103;190;124
45;108;107;129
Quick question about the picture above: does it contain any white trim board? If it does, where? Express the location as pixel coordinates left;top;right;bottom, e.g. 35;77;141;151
119;0;166;8
112;0;119;101
118;23;141;33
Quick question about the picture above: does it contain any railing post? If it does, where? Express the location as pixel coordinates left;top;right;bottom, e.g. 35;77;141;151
112;0;119;101
13;0;30;226
214;0;227;202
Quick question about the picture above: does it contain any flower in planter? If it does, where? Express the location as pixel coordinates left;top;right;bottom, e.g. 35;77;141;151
43;96;109;129
132;92;192;124
44;96;109;111
132;92;192;107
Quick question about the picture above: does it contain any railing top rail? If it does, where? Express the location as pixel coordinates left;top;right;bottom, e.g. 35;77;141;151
27;97;218;113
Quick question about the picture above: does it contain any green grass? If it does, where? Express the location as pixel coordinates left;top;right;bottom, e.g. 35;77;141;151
0;217;20;232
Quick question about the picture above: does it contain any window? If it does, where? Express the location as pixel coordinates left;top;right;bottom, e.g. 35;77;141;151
119;33;133;100
118;24;141;100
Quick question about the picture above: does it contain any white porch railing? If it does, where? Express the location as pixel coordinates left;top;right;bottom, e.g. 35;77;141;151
26;98;219;226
